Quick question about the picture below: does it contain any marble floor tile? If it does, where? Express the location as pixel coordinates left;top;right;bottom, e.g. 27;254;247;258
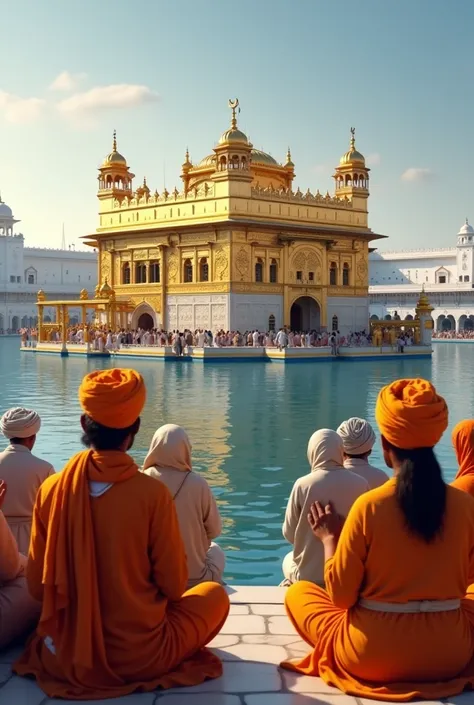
245;695;358;704
169;661;282;693
213;643;288;664
268;616;299;635
282;672;343;695
49;695;156;704
219;615;266;635
242;634;304;647
251;603;287;615
208;634;240;648
0;676;46;705
159;696;242;705
227;586;287;604
229;604;250;615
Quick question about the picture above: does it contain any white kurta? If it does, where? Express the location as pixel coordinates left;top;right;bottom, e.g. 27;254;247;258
0;443;54;553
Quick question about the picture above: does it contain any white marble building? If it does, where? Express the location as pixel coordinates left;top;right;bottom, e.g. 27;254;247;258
0;199;97;331
369;220;474;331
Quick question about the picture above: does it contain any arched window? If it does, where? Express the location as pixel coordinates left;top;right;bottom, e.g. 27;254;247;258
329;262;337;286
332;315;338;331
135;263;147;284
184;259;193;283
370;314;379;320
219;156;227;171
269;259;278;283
200;258;209;282
255;258;263;282
268;314;276;331
149;261;160;283
384;314;392;321
122;262;131;284
342;263;350;286
231;155;239;170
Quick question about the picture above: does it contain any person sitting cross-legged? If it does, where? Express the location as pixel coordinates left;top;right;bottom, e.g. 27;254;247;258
14;368;229;701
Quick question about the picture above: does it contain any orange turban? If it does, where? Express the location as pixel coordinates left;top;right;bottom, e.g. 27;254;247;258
375;378;448;449
78;368;146;429
452;420;474;479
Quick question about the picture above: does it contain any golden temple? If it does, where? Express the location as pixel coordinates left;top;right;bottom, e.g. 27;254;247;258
87;100;384;334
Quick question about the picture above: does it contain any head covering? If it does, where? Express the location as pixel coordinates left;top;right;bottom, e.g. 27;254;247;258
78;368;146;429
0;407;41;439
337;417;376;456
375;378;448;450
307;429;344;472
452;420;474;479
143;424;192;473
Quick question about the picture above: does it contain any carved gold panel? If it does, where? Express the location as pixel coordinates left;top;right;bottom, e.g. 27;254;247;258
233;245;251;282
214;246;229;282
132;250;148;260
232;283;283;295
167;283;230;295
100;250;112;283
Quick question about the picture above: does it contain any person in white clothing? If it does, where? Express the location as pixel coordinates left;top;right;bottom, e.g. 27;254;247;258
281;428;368;586
252;330;260;347
0;408;54;553
337;416;389;489
275;328;288;350
143;424;225;588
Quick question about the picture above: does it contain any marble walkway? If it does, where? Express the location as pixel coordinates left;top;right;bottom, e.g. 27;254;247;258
0;586;470;704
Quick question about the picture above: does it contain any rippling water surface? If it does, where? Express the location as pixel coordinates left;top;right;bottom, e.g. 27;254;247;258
1;340;472;584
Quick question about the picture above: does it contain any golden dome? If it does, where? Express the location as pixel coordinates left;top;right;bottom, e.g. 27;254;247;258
102;130;127;167
218;127;248;145
99;279;113;298
197;148;278;168
340;128;365;166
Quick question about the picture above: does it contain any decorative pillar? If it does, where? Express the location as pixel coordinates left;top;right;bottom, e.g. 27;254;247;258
160;245;167;329
415;288;434;346
61;304;68;353
283;242;290;327
37;304;43;343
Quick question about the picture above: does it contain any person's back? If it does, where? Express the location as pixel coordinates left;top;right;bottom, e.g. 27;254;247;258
337;417;389;491
143;424;225;588
284;465;368;584
15;368;229;701
282;429;368;585
451;420;474;499
0;408;54;552
343;456;388;490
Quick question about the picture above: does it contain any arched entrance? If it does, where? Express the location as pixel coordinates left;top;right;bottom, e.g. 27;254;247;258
138;313;154;330
290;296;320;331
131;302;159;330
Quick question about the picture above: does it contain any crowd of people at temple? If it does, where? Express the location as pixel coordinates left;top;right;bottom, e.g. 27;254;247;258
22;325;418;355
433;329;474;339
3;370;474;700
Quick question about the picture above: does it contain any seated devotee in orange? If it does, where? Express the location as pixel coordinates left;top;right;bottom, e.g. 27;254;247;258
14;368;229;701
281;378;474;701
0;479;41;649
282;429;368;586
143;424;225;588
451;420;474;498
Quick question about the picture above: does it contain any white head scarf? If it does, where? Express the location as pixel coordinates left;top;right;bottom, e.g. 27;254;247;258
337;417;376;456
143;424;192;473
0;407;41;439
307;429;344;472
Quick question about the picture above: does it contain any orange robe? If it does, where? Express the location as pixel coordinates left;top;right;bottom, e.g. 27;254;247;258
282;479;474;701
14;449;229;700
452;420;474;498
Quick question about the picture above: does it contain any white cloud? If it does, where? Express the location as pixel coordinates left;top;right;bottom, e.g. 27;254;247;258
57;84;159;120
0;91;45;123
50;70;87;92
367;152;381;166
401;167;434;182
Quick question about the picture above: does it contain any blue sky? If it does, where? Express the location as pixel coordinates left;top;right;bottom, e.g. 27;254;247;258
0;0;471;250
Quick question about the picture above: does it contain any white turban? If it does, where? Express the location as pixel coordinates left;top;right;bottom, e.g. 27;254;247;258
337;417;376;456
0;407;41;439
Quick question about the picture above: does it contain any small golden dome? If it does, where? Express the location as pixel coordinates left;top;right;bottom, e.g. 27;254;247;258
218;127;248;145
340;128;365;166
37;289;46;302
102;130;127;167
252;149;278;166
99;279;113;298
79;288;89;300
285;147;295;168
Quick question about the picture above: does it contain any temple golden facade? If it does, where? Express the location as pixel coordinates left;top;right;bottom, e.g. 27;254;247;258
84;100;384;333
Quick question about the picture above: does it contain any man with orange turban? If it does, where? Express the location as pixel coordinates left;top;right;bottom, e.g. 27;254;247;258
281;378;474;701
451;420;474;498
14;368;229;700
